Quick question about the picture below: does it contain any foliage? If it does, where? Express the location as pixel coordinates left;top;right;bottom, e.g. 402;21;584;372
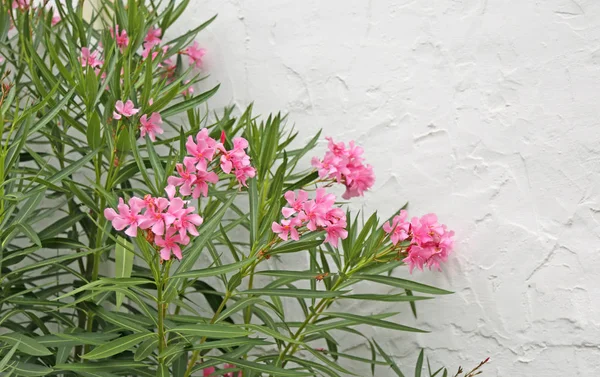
0;1;484;376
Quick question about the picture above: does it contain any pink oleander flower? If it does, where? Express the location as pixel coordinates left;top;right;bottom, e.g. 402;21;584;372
192;160;219;198
324;218;348;248
402;245;431;274
138;195;170;236
203;367;215;377
139;112;164;141
142;44;169;62
113;100;140;120
51;12;61;26
383;210;410;246
80;47;103;68
12;0;29;10
233;164;256;187
0;55;4;64
172;205;204;238
272;218;301;241
168;158;198;197
155;227;188;260
144;27;162;47
104;197;146;237
282;190;308;218
311;137;375;199
342;163;375;200
183;41;205;68
110;25;129;52
168;158;219;199
163;197;186;229
403;213;455;273
186;128;218;164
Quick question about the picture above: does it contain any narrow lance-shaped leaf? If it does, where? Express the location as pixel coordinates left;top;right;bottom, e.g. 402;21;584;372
114;236;135;310
352;274;453;295
82;333;154;360
0;333;52;356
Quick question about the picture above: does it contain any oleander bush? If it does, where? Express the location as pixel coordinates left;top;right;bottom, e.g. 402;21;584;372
0;1;486;376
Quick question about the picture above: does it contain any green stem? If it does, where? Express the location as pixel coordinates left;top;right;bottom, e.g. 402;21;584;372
184;291;231;377
157;261;170;368
243;262;257;326
277;274;347;366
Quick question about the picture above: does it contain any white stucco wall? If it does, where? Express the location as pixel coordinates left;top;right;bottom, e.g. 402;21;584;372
174;1;600;375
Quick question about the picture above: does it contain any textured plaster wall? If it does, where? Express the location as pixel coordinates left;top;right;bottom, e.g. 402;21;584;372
173;1;600;376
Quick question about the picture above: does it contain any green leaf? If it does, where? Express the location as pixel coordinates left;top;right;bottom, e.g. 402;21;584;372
211;356;312;377
406;289;418;318
213;297;263;324
0;343;19;371
171;258;255;280
54;360;148;373
93;307;151;333
16;224;41;247
269;234;324;255
41;237;87;249
29;88;76;135
255;270;323;279
114;236;134;310
37;332;119;347
242;288;347;299
87;112;102;150
189;338;272;351
161;84;219;118
156;365;169;377
341;294;432;302
7;362;53;377
168;323;252;338
173;353;188;377
38;213;86;239
352;275;453;295
373;340;406;377
245;324;302;344
3;249;95;278
47;147;103;184
82;333;154;360
134;337;158;361
145;134;165;188
0;333;52;356
248;177;259;248
415;349;424;377
324;312;427;333
129;127;157;194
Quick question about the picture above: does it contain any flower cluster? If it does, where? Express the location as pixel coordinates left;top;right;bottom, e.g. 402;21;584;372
80;47;103;69
12;0;29;10
110;25;129;52
104;186;202;261
105;129;256;260
311;137;375;199
383;211;454;273
182;41;206;68
140;27;177;75
169;128;255;190
272;188;348;247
